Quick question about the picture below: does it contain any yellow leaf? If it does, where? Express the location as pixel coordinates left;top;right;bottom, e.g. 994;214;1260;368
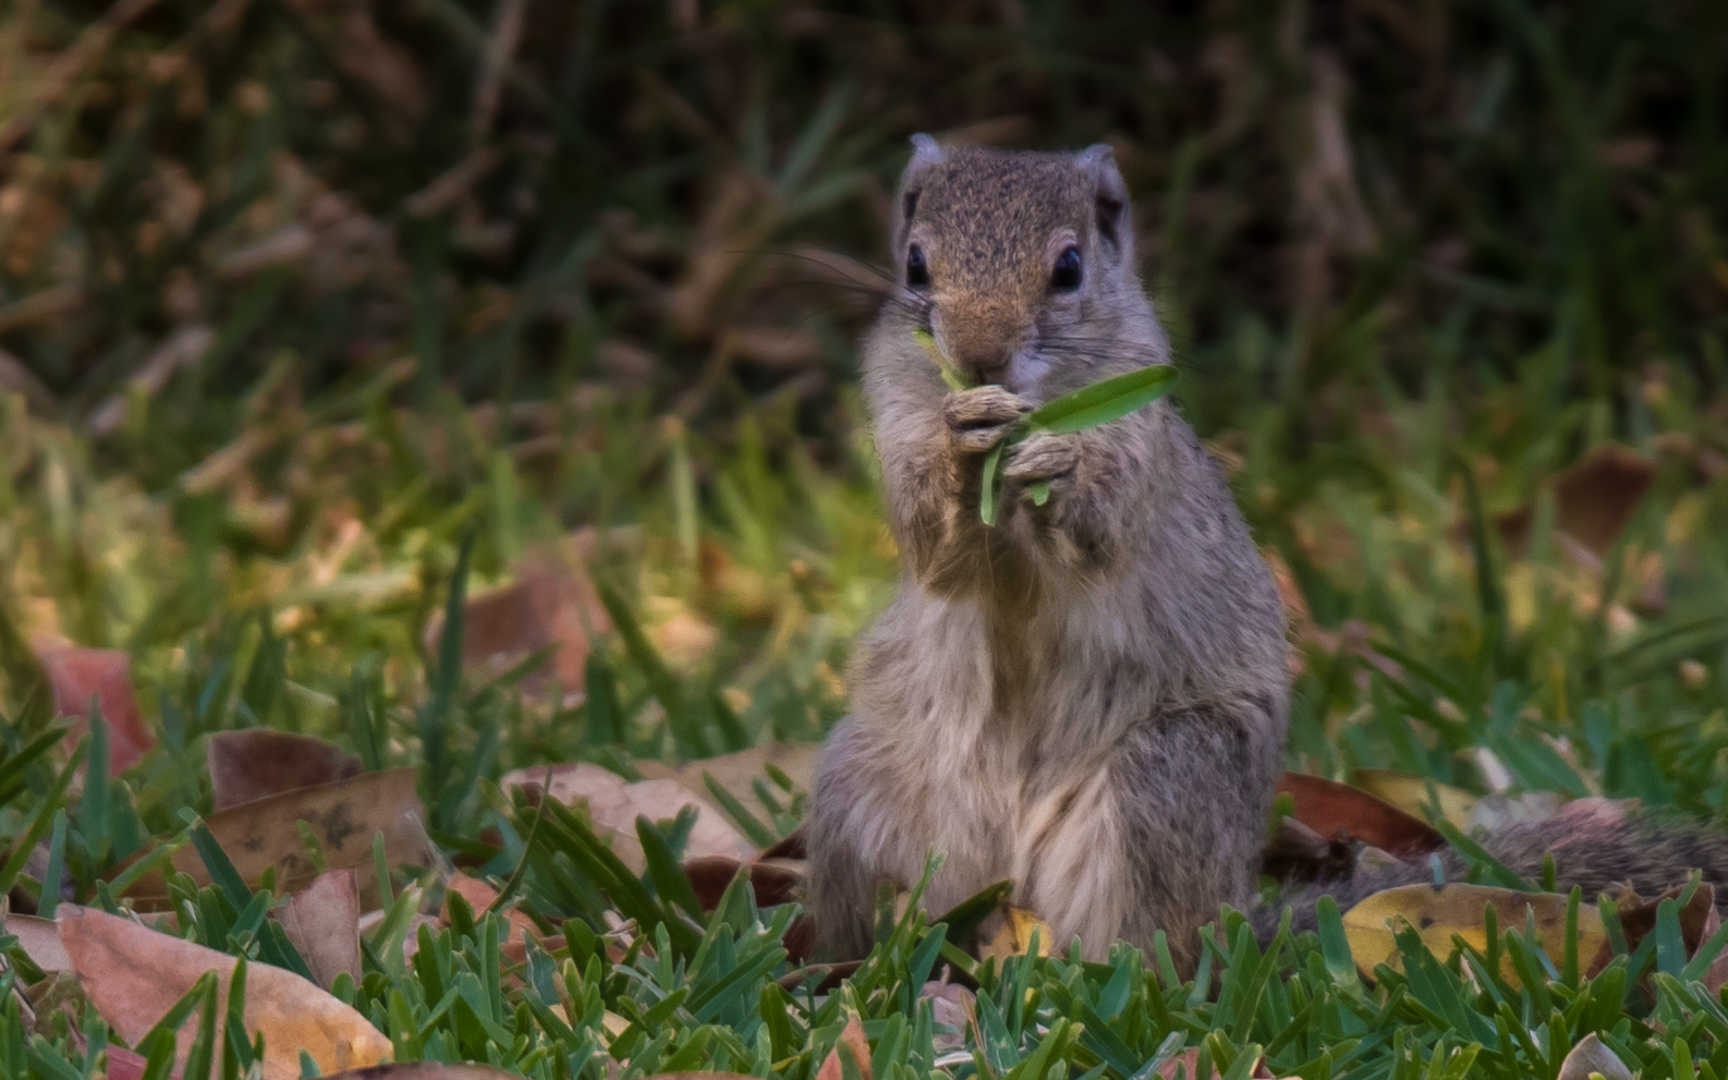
1342;884;1609;982
1347;769;1476;831
985;906;1054;960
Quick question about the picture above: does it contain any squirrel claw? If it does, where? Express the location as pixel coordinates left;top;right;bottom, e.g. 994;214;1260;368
944;385;1031;427
1003;430;1079;485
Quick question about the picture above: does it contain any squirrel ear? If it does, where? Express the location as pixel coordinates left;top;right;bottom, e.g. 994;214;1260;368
898;134;944;233
1078;143;1130;257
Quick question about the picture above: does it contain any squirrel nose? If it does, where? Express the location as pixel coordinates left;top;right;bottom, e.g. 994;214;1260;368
958;349;1010;385
935;299;1020;385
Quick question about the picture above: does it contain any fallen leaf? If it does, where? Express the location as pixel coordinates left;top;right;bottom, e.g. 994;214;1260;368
320;1067;524;1080
36;645;152;774
5;913;71;971
1278;773;1445;858
1342;884;1610;981
60;906;389;1080
499;762;755;873
425;558;610;703
1614;881;1728;991
681;855;803;909
1347;769;1477;831
633;742;821;812
1556;1033;1635;1080
443;873;539;942
1496;444;1657;559
126;768;430;909
277;868;361;991
207;730;363;811
920;982;974;1052
814;1016;872;1080
760;825;807;860
983;906;1054;961
105;1046;148;1080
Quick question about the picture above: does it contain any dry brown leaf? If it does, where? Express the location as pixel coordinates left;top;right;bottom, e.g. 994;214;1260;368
1614;881;1728;992
36;645;152;774
1278;773;1445;858
443;873;539;942
60;906;389;1080
5;913;71;972
983;906;1055;961
1496;444;1657;559
920;982;974;1052
320;1067;523;1080
499;762;755;873
322;1067;527;1080
424;559;610;703
207;730;363;811
277;868;361;991
125;768;429;909
681;855;803;910
814;1016;872;1080
1342;884;1611;981
105;1046;148;1080
633;742;821;811
1556;1033;1635;1080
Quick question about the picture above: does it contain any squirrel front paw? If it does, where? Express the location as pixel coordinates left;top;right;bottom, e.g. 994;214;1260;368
1003;430;1080;490
944;386;1033;453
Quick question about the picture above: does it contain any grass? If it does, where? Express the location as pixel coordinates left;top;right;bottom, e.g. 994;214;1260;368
3;0;1728;1076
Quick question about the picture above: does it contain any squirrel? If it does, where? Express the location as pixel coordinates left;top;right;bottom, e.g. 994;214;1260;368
807;135;1728;972
807;137;1289;973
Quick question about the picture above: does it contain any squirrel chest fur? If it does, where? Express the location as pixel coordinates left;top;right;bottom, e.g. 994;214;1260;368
808;138;1290;970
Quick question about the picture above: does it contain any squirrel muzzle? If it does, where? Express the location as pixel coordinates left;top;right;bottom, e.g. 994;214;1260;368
934;291;1027;386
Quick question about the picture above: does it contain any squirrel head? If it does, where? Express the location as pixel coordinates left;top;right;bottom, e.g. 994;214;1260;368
889;136;1155;394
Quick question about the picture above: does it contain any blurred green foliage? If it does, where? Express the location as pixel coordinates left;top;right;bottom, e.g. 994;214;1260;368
4;0;1728;1075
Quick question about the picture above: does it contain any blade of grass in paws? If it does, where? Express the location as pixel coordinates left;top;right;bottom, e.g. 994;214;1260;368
1026;364;1177;434
980;442;1005;526
913;329;972;391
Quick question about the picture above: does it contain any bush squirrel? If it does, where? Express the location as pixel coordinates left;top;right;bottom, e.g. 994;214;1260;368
807;136;1728;970
807;137;1289;971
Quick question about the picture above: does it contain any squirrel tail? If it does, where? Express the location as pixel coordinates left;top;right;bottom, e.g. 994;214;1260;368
1255;799;1728;944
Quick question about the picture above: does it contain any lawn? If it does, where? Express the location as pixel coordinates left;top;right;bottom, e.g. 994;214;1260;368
4;1;1728;1078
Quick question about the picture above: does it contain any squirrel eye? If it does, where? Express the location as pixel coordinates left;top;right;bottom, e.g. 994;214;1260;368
906;245;930;289
1051;246;1082;291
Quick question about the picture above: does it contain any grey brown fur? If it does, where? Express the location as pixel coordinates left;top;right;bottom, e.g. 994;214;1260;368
808;139;1289;970
1258;799;1728;941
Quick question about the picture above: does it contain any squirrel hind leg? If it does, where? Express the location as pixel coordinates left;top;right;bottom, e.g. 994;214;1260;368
1256;803;1728;948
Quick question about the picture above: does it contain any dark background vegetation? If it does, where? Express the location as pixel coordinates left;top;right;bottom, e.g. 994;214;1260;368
7;1;1728;1075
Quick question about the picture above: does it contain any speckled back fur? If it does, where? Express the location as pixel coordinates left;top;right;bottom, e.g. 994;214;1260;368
807;138;1290;972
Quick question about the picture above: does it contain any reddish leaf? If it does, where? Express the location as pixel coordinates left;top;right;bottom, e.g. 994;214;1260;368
208;730;363;811
60;906;389;1080
105;1047;148;1080
278;868;361;991
36;646;151;774
815;1016;872;1080
681;855;803;910
760;825;807;861
1277;773;1445;859
1496;444;1657;559
425;558;610;701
